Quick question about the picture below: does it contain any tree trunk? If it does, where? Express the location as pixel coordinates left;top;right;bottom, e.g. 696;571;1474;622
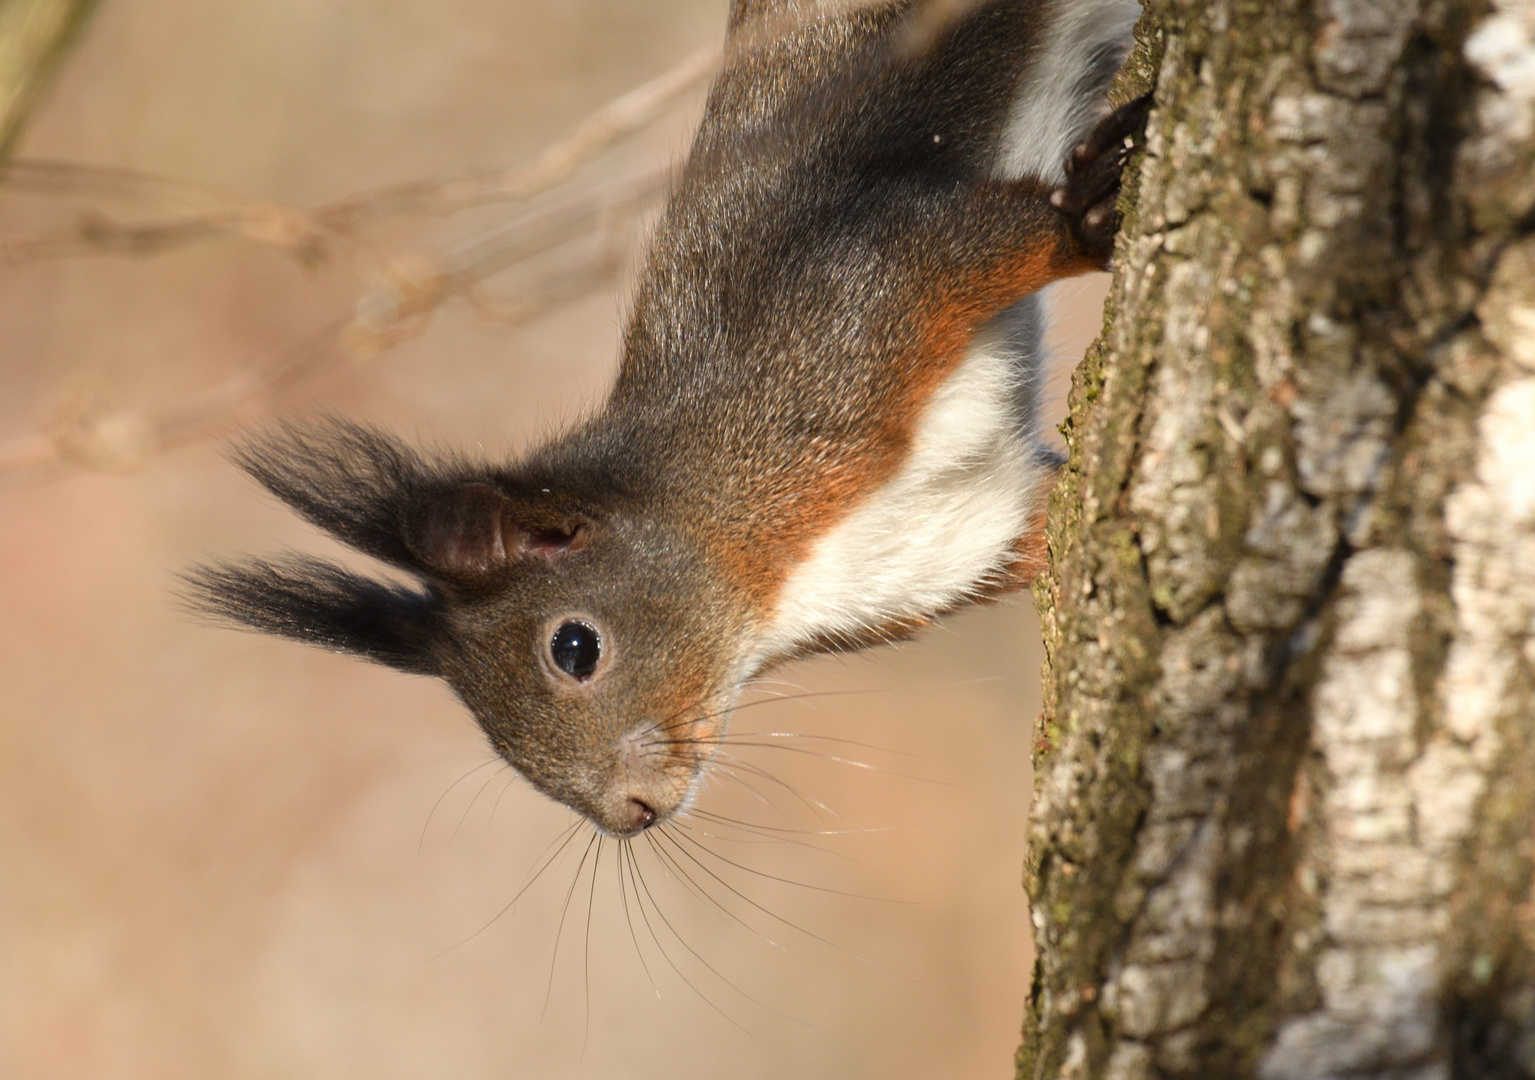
1020;0;1535;1077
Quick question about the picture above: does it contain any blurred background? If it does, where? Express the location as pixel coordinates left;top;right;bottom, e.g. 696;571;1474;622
0;2;1109;1077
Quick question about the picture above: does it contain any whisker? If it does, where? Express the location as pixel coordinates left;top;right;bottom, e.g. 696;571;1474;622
623;842;709;1009
674;815;860;862
634;684;898;743
679;830;784;844
643;820;722;911
581;835;603;1058
700;759;787;814
616;838;659;996
418;757;499;857
428;818;586;961
517;818;587;895
644;828;793;957
711;751;840;818
707;729;924;757
682;738;949;785
628;838;786;1025
638;688;840;739
639;674;1011;743
543;830;600;1020
451;767;507;844
666;823;910;905
653;827;885;968
685;807;886;838
488;772;519;825
736;676;814;697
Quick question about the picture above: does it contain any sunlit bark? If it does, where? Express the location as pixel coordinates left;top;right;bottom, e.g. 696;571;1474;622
1021;1;1535;1076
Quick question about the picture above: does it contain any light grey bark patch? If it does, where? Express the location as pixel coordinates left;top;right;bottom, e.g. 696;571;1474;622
1109;958;1211;1038
1226;482;1338;634
1103;1041;1155;1080
1312;0;1425;96
1127;254;1236;622
1477;243;1535;375
1461;4;1535;223
1260;552;1464;1079
1290;367;1395;505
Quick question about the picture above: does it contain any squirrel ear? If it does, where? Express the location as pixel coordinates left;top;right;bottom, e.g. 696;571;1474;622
409;483;519;579
407;483;589;581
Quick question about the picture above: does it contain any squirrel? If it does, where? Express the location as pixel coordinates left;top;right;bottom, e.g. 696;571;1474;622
190;0;1148;838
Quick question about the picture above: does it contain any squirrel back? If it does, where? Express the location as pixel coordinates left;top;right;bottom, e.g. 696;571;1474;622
190;0;1146;836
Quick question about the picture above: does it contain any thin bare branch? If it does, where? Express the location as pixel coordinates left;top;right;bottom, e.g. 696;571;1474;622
0;21;707;482
0;170;665;482
0;0;101;154
0;43;714;271
320;43;718;225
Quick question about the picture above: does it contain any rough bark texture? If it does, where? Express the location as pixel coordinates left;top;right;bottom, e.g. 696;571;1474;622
1020;0;1535;1077
0;0;98;154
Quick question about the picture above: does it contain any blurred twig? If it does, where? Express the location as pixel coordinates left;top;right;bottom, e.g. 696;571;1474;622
320;43;718;226
0;43;719;278
0;170;666;480
0;161;369;271
0;41;717;482
0;0;100;155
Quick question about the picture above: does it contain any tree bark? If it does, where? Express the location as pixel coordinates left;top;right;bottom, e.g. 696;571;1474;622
1020;0;1535;1077
0;0;99;155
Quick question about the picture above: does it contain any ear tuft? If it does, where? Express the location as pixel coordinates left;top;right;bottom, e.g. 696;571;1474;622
227;419;588;588
231;421;431;571
183;556;440;675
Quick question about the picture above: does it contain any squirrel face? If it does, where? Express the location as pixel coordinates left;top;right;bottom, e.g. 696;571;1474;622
187;423;750;836
427;509;748;836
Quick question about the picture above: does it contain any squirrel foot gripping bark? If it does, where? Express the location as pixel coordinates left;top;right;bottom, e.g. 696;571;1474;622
190;0;1147;836
1051;91;1154;267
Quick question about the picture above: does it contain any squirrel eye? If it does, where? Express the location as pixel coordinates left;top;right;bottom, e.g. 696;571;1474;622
549;620;601;680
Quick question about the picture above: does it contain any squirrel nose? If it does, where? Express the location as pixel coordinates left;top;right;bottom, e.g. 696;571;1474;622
624;797;657;833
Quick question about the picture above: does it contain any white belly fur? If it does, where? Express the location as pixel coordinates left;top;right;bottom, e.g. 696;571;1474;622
754;316;1054;664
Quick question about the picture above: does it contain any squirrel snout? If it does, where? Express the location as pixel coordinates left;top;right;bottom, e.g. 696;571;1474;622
598;728;696;835
621;797;657;834
597;793;663;836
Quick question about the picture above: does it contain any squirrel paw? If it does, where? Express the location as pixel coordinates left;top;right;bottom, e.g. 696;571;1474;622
1050;92;1153;269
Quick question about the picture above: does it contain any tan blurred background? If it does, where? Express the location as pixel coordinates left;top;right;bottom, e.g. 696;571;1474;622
0;3;1109;1077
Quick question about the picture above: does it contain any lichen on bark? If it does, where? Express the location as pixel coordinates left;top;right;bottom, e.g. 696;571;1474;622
1020;0;1535;1077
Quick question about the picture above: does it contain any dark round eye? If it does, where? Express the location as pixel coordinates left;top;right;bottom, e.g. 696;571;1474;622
549;620;601;680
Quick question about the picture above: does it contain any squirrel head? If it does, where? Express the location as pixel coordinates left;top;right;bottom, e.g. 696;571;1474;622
187;422;749;835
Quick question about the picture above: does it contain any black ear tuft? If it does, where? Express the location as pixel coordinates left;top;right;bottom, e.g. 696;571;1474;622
183;556;440;675
231;421;433;571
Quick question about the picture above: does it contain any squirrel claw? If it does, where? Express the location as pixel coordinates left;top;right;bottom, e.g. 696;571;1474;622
1051;91;1153;267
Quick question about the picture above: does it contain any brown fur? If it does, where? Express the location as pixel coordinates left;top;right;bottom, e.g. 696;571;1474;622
189;0;1148;834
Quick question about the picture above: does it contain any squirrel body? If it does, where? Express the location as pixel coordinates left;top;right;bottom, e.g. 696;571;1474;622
193;0;1147;837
